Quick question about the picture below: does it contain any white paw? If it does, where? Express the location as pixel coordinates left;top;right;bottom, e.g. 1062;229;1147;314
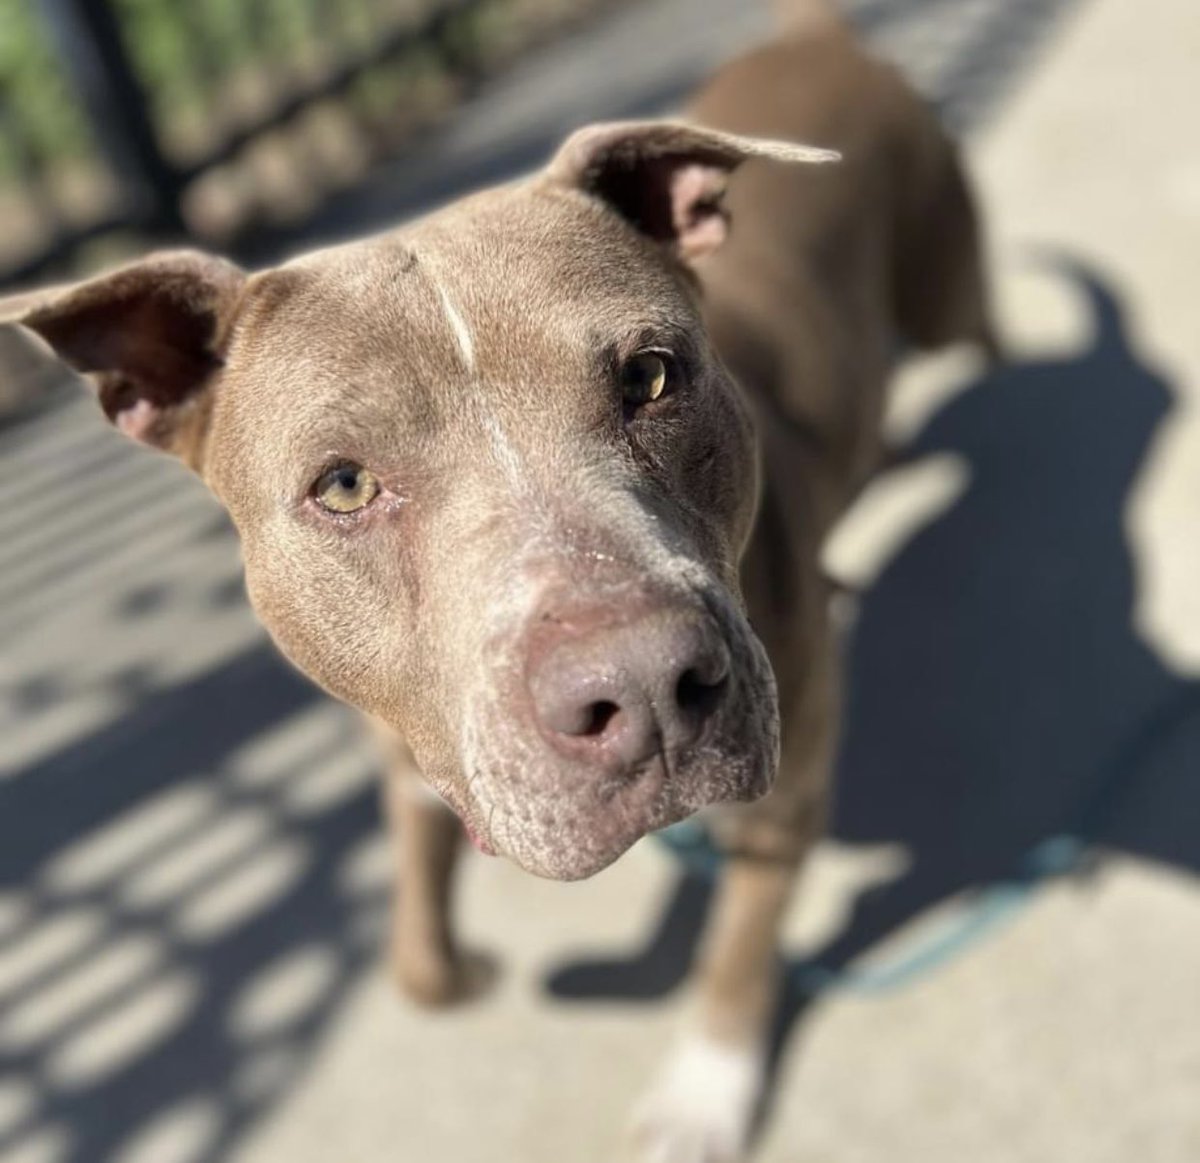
631;1035;764;1163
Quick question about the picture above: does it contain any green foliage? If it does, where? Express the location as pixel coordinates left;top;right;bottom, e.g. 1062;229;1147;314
0;0;92;179
0;0;594;200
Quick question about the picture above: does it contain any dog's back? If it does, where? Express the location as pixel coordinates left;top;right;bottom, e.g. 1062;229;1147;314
689;7;993;508
690;9;996;872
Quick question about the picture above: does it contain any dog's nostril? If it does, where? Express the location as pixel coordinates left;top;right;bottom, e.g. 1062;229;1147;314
582;700;621;738
526;612;731;759
676;667;728;720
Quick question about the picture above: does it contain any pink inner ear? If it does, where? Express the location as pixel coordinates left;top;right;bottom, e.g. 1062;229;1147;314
670;164;731;260
114;397;159;442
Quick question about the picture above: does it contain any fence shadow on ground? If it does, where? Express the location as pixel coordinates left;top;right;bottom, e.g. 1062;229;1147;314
545;257;1200;1135
0;646;398;1163
0;1;1121;1160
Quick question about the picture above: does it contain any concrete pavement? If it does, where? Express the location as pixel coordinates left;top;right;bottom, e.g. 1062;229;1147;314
2;0;1198;1161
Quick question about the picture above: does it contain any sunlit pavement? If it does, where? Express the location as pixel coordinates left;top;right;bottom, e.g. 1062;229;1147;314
2;1;1199;1161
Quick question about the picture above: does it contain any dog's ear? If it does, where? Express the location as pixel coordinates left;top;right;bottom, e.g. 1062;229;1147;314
0;250;246;467
545;120;839;261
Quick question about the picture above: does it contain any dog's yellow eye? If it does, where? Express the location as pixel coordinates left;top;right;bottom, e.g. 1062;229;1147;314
314;462;380;513
620;353;669;407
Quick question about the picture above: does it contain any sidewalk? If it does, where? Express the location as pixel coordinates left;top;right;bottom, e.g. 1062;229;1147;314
1;1;1197;1161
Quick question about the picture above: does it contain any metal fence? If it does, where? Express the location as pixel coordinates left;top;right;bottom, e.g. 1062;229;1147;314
0;0;599;287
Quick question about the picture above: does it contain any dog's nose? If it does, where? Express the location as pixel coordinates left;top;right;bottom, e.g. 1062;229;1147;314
527;609;731;767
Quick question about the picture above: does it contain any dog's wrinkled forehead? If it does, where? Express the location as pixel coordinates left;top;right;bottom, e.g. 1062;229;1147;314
209;184;701;505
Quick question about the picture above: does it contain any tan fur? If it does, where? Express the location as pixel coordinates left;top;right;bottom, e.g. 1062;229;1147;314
653;29;992;1156
0;18;992;1159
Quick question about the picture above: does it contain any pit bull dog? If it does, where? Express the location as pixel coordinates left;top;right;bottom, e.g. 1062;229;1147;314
1;4;993;1158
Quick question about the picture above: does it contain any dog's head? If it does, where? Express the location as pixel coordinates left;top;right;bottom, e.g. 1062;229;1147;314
2;122;836;879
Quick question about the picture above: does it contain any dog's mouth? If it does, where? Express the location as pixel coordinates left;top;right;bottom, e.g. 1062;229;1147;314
409;564;783;880
476;752;769;880
449;659;779;880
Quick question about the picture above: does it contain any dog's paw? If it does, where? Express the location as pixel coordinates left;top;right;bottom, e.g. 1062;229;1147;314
394;947;497;1008
630;1035;763;1163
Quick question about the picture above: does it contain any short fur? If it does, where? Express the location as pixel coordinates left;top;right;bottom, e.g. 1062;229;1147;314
1;12;992;1160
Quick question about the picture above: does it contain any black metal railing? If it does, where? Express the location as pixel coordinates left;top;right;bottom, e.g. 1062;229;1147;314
0;0;601;287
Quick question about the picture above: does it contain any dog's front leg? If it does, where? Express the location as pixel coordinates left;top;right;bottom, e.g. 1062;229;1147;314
632;850;802;1163
633;613;836;1163
378;732;487;1006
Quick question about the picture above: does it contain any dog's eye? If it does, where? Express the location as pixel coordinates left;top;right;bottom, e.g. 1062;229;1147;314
313;462;380;513
620;352;673;409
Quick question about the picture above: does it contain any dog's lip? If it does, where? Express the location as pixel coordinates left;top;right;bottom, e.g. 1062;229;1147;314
462;819;496;856
458;751;673;873
466;743;769;878
429;781;498;856
501;790;698;880
460;679;775;870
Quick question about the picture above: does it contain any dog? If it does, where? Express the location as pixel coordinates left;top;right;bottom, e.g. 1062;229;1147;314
0;4;993;1158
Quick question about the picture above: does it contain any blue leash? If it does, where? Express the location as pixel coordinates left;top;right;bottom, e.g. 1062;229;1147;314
655;685;1200;996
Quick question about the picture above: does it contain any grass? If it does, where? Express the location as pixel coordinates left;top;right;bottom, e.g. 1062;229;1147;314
0;0;92;179
0;0;433;180
0;0;607;276
0;0;536;175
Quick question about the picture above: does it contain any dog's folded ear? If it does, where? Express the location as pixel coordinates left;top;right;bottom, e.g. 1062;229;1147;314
0;250;246;467
545;120;839;261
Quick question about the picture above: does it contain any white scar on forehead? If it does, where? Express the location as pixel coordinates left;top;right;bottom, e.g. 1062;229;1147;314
433;280;476;373
422;252;528;490
481;410;526;488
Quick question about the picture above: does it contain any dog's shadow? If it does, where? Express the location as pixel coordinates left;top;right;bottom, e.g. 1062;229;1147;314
545;254;1200;1083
